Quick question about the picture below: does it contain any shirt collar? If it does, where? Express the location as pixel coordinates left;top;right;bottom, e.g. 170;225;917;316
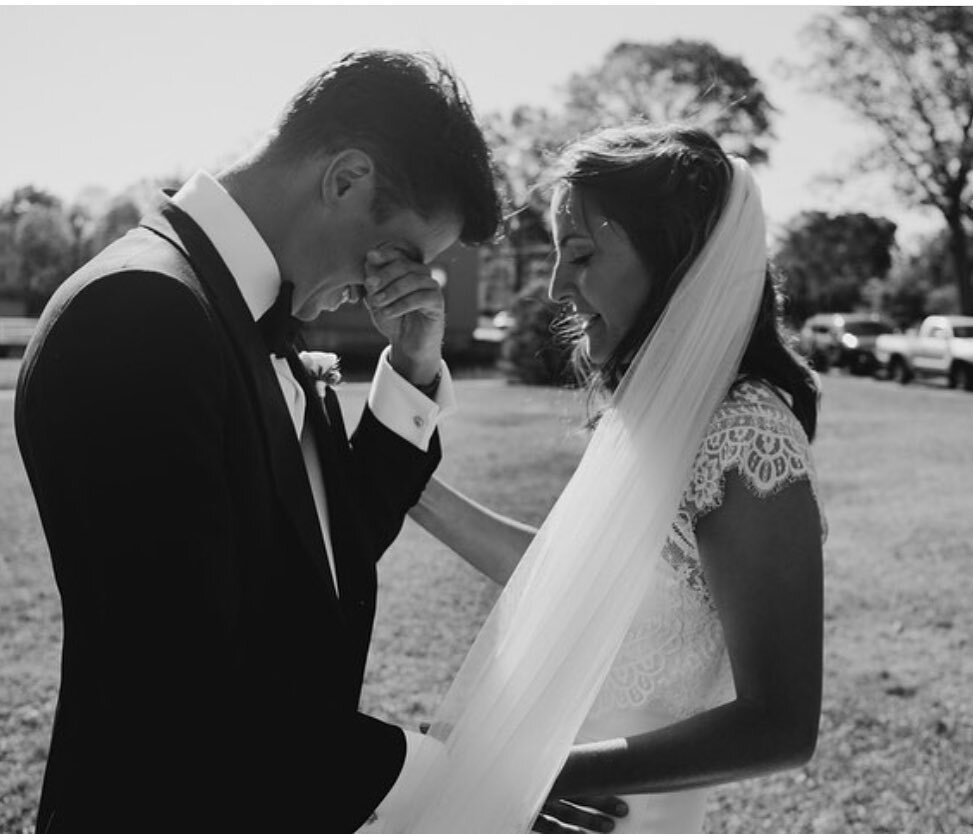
171;170;281;321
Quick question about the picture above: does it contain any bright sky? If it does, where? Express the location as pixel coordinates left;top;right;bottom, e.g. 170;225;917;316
0;4;941;246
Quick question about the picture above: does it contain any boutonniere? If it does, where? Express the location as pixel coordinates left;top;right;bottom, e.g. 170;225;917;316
298;350;342;398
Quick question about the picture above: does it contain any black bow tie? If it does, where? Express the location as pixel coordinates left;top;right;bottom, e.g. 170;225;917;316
257;281;301;357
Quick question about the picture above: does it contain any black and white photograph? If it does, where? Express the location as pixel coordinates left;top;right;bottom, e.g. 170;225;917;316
1;5;971;834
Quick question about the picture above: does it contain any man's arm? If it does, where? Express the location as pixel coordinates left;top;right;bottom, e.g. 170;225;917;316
337;245;452;556
19;271;415;831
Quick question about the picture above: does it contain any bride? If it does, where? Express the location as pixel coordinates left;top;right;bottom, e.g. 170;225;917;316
398;124;826;834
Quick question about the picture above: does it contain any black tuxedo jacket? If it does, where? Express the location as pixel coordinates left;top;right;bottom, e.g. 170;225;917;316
15;203;440;834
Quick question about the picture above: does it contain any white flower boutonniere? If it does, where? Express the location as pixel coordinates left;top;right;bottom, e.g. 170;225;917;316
298;350;342;398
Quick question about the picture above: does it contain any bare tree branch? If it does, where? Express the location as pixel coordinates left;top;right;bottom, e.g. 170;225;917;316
787;7;973;312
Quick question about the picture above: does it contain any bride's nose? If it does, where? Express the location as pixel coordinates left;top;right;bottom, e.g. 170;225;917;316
549;261;574;304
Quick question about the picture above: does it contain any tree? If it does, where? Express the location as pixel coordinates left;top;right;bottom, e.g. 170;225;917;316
789;7;973;314
564;40;777;165
893;226;967;290
499;280;575;386
0;177;182;314
0;220;20;296
484;39;777;292
881;227;970;324
483;106;568;213
0;185;62;223
774;211;897;323
482;106;565;291
87;195;142;257
0;186;73;307
14;204;76;312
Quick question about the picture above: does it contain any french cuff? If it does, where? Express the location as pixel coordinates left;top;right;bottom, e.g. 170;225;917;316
363;729;447;831
368;346;457;452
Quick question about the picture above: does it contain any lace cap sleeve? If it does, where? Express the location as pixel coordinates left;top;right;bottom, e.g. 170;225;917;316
684;380;816;522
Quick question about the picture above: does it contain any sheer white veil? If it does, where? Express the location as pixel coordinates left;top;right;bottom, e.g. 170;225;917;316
396;156;767;834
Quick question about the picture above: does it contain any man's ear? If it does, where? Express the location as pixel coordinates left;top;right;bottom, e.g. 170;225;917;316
321;149;375;209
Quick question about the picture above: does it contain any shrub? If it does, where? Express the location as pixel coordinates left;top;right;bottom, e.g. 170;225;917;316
499;280;576;386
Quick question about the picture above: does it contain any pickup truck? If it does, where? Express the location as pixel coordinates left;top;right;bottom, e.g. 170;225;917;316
874;315;973;390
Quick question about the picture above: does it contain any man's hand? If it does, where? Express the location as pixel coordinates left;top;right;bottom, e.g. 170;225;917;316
533;796;629;834
364;245;444;388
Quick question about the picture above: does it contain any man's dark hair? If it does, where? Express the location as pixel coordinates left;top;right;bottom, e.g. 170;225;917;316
267;49;501;246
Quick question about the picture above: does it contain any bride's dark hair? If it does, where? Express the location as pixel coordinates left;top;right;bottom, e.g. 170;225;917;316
548;124;819;441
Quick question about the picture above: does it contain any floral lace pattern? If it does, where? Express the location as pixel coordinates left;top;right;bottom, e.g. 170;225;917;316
584;379;824;726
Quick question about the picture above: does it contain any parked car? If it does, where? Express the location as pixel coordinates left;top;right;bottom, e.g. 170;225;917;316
874;315;973;390
798;312;895;374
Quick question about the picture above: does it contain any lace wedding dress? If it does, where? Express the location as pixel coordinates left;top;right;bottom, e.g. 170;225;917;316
396;160;814;834
575;379;826;834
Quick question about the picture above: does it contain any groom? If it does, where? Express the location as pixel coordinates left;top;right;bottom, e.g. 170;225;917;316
15;50;500;834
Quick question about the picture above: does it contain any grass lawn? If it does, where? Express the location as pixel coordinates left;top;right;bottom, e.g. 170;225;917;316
2;372;972;833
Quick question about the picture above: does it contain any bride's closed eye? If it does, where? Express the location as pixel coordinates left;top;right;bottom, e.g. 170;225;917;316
569;253;593;267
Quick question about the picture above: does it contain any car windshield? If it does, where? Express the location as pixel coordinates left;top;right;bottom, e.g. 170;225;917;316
952;325;973;338
844;321;893;336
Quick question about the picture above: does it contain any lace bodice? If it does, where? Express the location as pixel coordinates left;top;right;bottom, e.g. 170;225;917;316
580;379;825;738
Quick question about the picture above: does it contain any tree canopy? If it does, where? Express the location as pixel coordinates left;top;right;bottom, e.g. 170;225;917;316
563;40;776;165
773;210;898;322
882;228;969;324
13;205;76;305
488;38;776;208
484;38;776;289
0;178;174;313
789;7;973;313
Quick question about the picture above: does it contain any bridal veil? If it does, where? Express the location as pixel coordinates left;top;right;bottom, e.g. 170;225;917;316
396;157;768;834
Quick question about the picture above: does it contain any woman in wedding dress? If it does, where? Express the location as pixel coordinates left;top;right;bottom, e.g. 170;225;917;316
408;125;826;834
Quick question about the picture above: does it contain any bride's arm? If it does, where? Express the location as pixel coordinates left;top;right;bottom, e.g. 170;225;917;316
409;476;537;585
548;473;823;797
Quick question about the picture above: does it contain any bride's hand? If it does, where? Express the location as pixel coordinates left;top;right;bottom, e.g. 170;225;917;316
533;795;628;833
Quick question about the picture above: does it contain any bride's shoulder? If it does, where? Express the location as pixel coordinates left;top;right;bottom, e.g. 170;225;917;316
708;376;808;443
688;376;815;508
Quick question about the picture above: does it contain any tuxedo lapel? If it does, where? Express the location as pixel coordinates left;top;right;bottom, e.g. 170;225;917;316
285;354;375;613
140;204;340;601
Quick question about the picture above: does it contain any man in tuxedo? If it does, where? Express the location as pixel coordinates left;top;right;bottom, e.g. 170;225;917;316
15;49;501;833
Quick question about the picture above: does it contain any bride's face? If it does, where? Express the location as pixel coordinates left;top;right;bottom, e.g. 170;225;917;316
549;185;654;365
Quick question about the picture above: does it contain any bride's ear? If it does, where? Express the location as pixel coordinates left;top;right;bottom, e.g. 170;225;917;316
321;149;375;212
